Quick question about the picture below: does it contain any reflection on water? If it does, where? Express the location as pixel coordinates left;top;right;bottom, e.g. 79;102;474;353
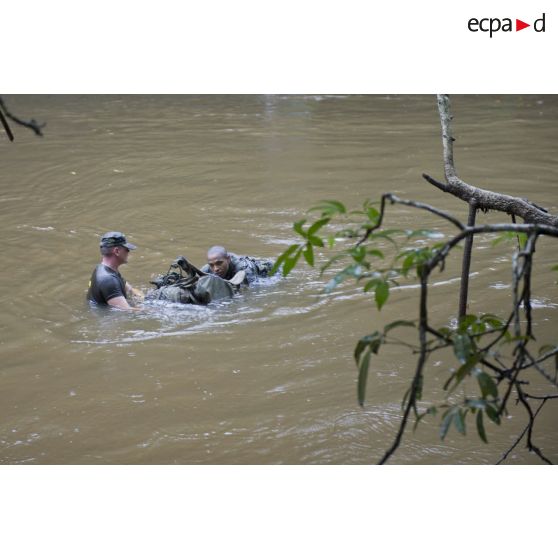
1;95;558;464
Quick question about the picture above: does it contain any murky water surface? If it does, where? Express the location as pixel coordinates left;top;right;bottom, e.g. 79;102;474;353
1;95;557;464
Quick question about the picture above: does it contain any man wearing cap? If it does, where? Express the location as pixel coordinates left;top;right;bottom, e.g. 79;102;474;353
87;231;143;310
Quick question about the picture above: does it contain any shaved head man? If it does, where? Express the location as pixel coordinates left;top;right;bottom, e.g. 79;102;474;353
206;246;232;279
201;246;274;284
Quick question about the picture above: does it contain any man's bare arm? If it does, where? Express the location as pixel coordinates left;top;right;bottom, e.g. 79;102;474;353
126;282;144;301
108;296;140;311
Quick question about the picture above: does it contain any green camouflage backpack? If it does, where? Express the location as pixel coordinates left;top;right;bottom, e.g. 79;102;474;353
146;256;244;305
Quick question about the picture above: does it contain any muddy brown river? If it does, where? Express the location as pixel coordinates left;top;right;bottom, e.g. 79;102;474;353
1;95;557;464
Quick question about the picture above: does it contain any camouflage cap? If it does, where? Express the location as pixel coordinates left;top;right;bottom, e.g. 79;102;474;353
100;231;137;250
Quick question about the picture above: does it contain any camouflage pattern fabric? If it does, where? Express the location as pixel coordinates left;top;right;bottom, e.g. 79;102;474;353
146;260;237;305
201;254;273;283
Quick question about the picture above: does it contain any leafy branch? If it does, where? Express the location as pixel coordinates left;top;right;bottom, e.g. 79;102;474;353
273;95;558;464
275;193;558;463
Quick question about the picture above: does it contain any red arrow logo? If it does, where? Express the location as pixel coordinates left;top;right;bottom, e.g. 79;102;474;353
516;19;530;31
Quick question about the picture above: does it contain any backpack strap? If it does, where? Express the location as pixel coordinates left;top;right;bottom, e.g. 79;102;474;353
226;270;246;287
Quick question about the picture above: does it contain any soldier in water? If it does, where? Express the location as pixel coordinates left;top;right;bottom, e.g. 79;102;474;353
200;245;273;284
87;231;143;310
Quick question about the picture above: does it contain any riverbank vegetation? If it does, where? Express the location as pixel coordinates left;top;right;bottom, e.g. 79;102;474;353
274;94;558;464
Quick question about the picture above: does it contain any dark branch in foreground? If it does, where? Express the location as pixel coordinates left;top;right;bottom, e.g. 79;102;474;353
277;94;558;464
0;108;14;141
421;95;558;228
357;193;465;247
496;399;549;464
373;96;558;464
375;217;558;464
379;271;429;464
0;96;46;140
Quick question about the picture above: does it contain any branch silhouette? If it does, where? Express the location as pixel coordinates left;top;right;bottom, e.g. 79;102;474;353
0;96;46;141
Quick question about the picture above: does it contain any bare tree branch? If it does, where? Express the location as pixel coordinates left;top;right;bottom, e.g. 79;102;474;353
0;107;14;141
379;271;430;464
0;96;46;140
458;201;477;318
373;95;558;464
376;217;558;464
496;398;548;464
357;192;465;247
422;95;558;228
516;384;552;464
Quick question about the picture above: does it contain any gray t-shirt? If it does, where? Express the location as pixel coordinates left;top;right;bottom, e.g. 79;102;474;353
87;264;127;305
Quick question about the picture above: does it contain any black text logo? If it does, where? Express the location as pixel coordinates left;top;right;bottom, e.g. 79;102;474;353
468;13;546;37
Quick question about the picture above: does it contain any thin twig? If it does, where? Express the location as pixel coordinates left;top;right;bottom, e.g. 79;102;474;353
357;193;465;247
0;107;14;141
0;96;46;138
379;271;429;464
496;399;548;464
458;201;478;318
516;384;552;464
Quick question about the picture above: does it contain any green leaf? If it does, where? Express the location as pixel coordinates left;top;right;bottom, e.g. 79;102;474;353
453;410;466;435
271;244;299;274
440;409;455;440
485;403;501;425
325;264;365;292
447;353;482;392
349;246;367;264
458;314;477;333
482;316;504;330
437;327;452;339
476;411;488;443
471;320;486;335
307;235;324;247
282;248;302;276
375;280;389;310
453;333;473;363
401;253;415;276
367;248;384;259
293;219;307;238
383;320;416;335
366;206;380;224
354;332;382;364
357;350;371;406
538;344;558;356
369;337;382;355
363;278;380;293
465;398;486;411
475;371;498;399
491;231;527;247
319;253;348;276
303;244;314;266
307;217;330;237
309;200;347;217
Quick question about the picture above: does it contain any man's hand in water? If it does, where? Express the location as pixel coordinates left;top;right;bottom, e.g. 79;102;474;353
126;282;144;303
130;287;144;301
